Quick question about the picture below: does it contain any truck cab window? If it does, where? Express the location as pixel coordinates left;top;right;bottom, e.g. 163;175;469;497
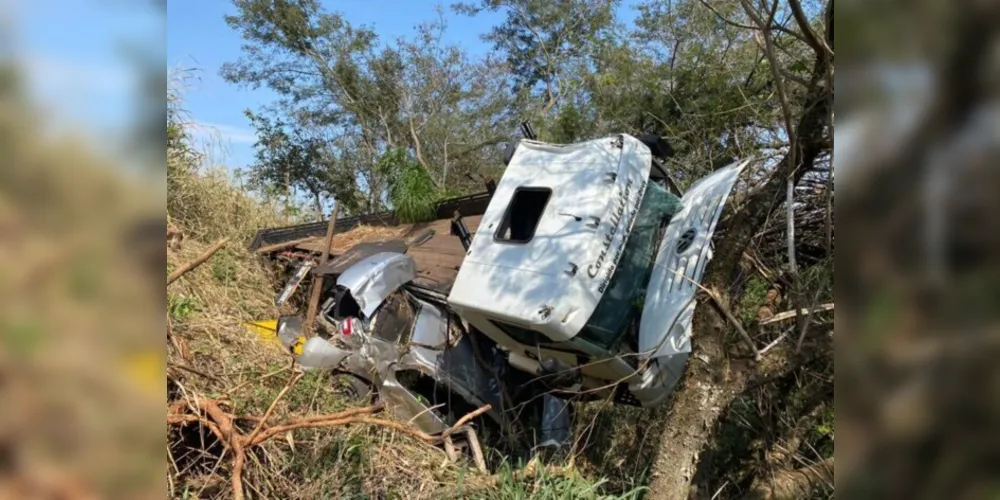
495;187;551;243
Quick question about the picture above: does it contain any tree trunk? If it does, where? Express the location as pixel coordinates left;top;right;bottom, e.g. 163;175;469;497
284;166;292;224
645;297;749;499
312;192;324;222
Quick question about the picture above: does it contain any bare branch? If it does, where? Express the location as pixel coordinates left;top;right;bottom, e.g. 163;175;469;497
788;0;833;58
167;237;230;286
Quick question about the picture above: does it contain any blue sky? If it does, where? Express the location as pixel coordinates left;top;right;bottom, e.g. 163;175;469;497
9;1;162;155
167;1;510;171
7;1;638;171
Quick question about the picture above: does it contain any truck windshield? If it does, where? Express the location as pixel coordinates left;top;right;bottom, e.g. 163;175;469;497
578;181;682;350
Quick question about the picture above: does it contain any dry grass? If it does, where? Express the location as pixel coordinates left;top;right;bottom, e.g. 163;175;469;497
330;224;406;251
290;224;407;254
165;108;488;498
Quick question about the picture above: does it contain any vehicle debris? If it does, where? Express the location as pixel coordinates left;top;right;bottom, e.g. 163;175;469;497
252;131;750;455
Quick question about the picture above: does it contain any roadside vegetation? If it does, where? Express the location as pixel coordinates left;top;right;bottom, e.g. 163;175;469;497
167;0;834;497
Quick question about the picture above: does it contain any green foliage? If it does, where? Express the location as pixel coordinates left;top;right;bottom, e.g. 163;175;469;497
210;248;239;285
455;0;620;110
738;275;772;324
378;148;439;222
168;295;199;321
222;0;518;212
549;101;588;143
244;110;362;215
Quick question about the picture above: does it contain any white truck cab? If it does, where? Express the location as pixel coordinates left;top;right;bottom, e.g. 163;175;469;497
449;134;750;406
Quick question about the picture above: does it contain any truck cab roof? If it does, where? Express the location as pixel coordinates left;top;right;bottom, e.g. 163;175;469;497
448;134;653;343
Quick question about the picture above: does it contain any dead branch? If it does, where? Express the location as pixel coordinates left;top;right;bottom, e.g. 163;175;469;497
465;427;488;473
167;396;493;499
443;404;492;436
247;369;303;445
705;286;762;360
168;362;222;383
167;237;230;286
760;303;834;325
787;0;833;58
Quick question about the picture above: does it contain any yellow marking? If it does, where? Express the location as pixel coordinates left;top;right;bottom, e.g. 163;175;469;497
244;319;280;345
123;350;164;396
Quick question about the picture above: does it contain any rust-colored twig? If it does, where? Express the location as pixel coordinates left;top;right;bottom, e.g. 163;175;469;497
246;369;302;445
167;237;229;286
167;395;492;499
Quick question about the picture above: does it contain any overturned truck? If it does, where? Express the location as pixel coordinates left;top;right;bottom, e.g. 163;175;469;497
251;133;750;451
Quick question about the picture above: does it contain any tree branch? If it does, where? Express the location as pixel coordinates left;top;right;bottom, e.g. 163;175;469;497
167;238;229;286
787;0;833;58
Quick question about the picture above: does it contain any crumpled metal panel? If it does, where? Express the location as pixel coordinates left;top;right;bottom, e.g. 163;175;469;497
379;371;449;434
276;315;303;349
639;159;751;360
275;261;314;307
628;352;689;407
411;299;450;350
297;337;354;371
336;252;417;319
312;240;408;276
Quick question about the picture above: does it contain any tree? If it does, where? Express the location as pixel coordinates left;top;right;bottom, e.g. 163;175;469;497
455;0;621;116
222;0;520;215
469;0;833;497
243;111;361;219
634;1;834;498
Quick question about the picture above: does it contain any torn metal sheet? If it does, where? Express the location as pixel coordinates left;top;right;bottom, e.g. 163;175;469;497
336;252;416;318
411;298;451;350
297;337;355;371
276;315;304;351
275;260;314;307
312;240;408;277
